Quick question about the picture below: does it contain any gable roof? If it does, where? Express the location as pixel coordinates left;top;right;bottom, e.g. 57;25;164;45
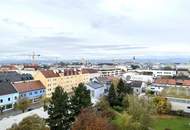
13;80;45;93
40;70;60;78
0;82;17;96
0;71;33;82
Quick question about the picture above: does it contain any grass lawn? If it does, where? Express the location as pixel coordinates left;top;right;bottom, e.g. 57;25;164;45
153;115;190;130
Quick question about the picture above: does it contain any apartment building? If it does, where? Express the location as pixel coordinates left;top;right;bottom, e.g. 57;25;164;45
98;68;122;77
34;69;100;96
59;69;81;93
34;70;60;97
59;69;99;93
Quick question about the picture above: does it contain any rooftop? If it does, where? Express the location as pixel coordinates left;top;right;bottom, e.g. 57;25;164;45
154;78;190;86
0;82;17;96
40;70;60;78
13;80;45;93
87;82;104;89
0;71;33;82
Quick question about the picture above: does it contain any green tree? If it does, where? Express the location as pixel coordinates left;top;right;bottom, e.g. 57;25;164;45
7;114;49;130
117;79;126;96
70;83;91;117
153;96;171;114
116;79;132;107
15;98;31;113
96;97;116;119
46;86;72;130
108;83;118;107
127;95;155;130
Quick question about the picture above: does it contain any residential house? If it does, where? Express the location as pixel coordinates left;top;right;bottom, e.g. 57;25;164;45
126;81;145;95
13;80;45;103
0;82;19;111
86;77;111;104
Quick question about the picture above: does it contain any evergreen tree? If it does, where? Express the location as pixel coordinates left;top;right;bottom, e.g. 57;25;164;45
117;78;127;97
70;83;91;117
116;79;132;107
46;86;72;130
108;83;117;107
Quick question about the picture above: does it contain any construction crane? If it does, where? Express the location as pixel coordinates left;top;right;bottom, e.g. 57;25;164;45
27;51;40;65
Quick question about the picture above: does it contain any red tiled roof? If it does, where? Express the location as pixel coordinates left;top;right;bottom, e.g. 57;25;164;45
0;65;17;70
40;70;60;78
155;79;168;84
168;79;176;85
64;69;79;76
183;80;190;86
155;78;190;86
13;80;45;93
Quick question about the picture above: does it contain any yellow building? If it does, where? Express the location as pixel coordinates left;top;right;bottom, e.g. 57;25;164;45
59;69;100;94
59;69;79;93
34;70;60;97
34;69;99;96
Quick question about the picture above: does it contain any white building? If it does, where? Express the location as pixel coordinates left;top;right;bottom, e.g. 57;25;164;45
152;70;177;77
126;81;146;95
0;82;19;112
86;78;111;104
123;72;153;83
146;85;164;94
167;97;190;113
128;69;177;77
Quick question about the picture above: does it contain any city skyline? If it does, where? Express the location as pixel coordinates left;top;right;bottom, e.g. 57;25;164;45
0;0;190;59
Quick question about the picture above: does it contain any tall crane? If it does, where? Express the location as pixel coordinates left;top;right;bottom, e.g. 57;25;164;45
27;51;40;65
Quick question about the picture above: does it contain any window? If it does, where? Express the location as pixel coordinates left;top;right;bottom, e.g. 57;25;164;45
14;96;17;100
24;94;26;97
8;98;10;101
0;99;3;103
187;106;190;109
35;91;38;94
29;92;32;95
40;90;42;93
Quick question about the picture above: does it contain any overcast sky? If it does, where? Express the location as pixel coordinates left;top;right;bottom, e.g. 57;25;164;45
0;0;190;60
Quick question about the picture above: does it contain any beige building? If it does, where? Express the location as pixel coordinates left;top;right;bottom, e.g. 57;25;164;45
34;70;60;97
34;69;99;96
59;69;99;93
